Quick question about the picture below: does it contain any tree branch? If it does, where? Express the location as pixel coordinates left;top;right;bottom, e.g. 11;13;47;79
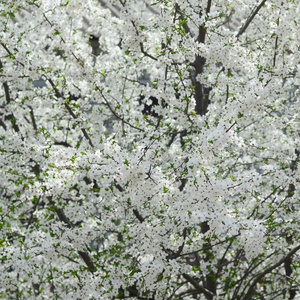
47;78;94;147
191;0;214;115
28;106;37;131
243;245;300;300
96;86;144;132
174;4;192;35
0;59;21;132
50;200;96;273
182;273;215;300
140;42;158;61
237;0;267;38
133;209;144;223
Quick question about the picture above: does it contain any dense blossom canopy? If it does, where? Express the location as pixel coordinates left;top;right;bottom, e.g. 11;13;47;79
0;0;299;299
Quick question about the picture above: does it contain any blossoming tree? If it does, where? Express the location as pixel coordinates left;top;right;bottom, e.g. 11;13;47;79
0;0;299;299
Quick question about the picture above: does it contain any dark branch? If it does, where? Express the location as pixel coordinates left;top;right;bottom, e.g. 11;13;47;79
97;86;144;132
50;200;96;273
133;209;144;223
182;273;215;300
140;42;158;61
243;245;300;300
47;78;94;147
206;0;212;14
237;0;267;38
174;4;192;35
29;106;37;131
54;141;72;147
0;119;7;130
78;250;96;273
191;0;214;115
0;59;11;104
